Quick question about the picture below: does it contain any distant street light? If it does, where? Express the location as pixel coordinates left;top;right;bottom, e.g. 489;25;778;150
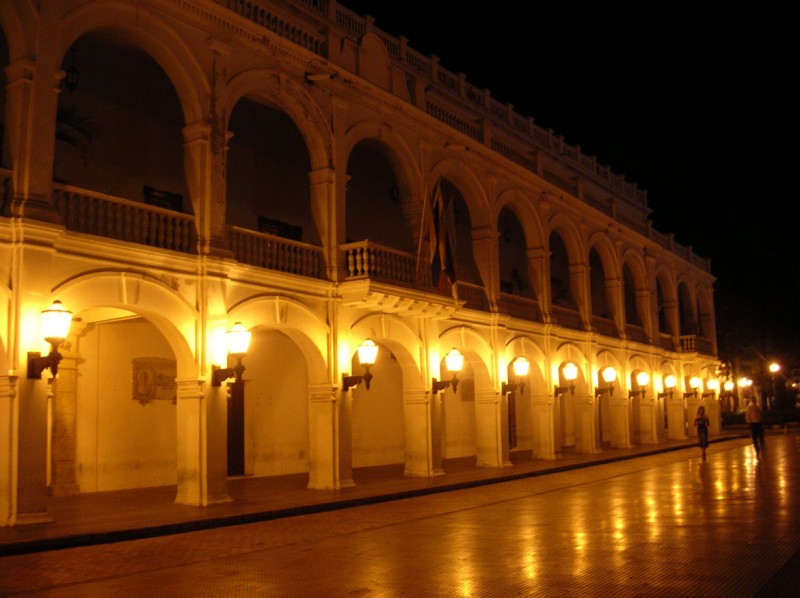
768;362;781;410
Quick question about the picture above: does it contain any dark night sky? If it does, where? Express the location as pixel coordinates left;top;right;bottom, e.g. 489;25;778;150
340;1;800;361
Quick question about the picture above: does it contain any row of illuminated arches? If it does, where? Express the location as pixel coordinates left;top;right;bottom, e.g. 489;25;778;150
30;296;716;402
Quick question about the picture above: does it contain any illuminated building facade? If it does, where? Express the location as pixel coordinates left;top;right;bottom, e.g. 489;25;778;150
0;0;718;526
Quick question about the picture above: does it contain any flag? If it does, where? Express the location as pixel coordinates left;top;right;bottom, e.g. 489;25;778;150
431;180;456;292
415;182;437;286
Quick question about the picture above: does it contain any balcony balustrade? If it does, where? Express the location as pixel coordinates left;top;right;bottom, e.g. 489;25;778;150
498;292;542;323
551;305;584;331
52;183;196;253
0;169;714;356
342;240;433;289
453;281;490;312
625;323;649;344
229;227;324;279
591;315;618;338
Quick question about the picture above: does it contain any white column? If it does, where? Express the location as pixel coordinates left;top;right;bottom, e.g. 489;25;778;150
307;384;339;489
404;388;441;477
636;398;660;444
12;376;53;525
529;392;555;460
609;395;632;448
475;389;505;467
175;379;231;506
667;394;688;439
0;376;19;526
574;393;599;453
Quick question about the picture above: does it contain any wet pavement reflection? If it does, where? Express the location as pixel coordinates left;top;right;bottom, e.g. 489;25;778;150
1;434;799;597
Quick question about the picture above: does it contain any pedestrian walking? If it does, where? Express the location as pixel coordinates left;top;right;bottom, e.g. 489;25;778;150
694;405;710;460
746;398;765;457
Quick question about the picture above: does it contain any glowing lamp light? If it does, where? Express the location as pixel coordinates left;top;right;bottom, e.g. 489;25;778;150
444;348;464;374
512;356;530;378
503;356;530;395
596;366;617;397
685;376;702;398
226;322;252;356
703;378;719;399
28;300;73;379
659;374;677;399
343;339;380;392
357;338;379;367
630;371;651;399
433;348;464;394
555;361;578;396
41;300;73;345
723;380;735;392
212;322;251;387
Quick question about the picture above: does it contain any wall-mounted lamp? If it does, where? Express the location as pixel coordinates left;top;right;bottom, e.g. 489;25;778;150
502;357;530;395
342;339;379;392
723;380;735;394
595;366;617;398
554;361;578;396
629;371;651;399
702;379;719;399
684;376;701;399
212;322;252;386
432;348;464;394
28;300;74;379
658;374;677;399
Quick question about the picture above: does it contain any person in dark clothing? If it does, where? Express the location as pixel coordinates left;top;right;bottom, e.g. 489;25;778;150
746;399;765;457
694;405;710;460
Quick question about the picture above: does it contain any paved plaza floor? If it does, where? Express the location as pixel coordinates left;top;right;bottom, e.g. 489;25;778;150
1;431;799;596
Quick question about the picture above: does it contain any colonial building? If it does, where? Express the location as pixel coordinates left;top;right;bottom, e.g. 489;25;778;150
0;0;718;526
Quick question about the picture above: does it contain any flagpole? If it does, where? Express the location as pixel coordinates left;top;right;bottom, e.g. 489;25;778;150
414;183;429;285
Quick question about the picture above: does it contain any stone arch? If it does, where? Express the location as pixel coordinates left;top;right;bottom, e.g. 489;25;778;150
55;1;205;124
438;325;492;388
227;68;332;173
343;120;422;200
546;212;584;263
628;354;653;388
547;215;583;311
586;233;619;321
504;335;547;389
620;249;649;329
51;270;197;374
676;278;696;336
429;158;491;230
343;121;424;252
655;266;677;335
595;349;624;390
0;0;36;60
350;313;423;390
496;189;545;303
504;335;549;457
551;341;589;394
496;189;545;249
228;295;329;386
